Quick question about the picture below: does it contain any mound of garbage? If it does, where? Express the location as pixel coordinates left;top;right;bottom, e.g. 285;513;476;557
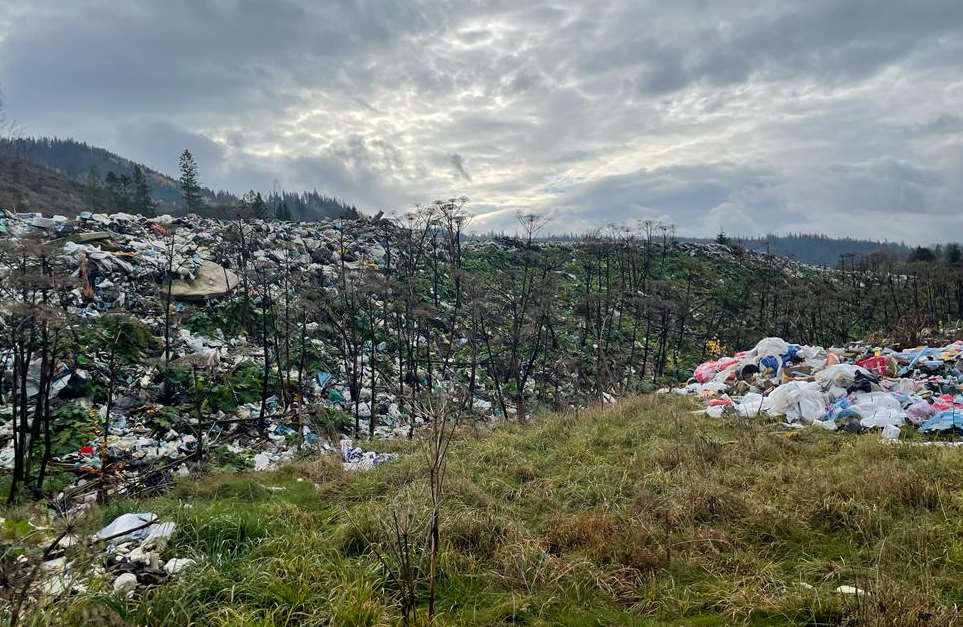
673;337;963;439
0;210;427;513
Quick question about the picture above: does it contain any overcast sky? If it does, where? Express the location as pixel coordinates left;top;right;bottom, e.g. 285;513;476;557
1;1;962;241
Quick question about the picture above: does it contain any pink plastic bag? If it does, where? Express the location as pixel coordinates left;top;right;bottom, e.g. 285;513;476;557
694;357;739;383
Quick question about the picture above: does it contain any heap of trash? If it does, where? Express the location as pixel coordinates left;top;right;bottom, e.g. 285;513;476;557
29;511;195;599
1;209;516;513
673;337;963;439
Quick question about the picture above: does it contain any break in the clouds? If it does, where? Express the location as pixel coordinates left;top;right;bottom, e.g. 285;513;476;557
2;0;962;242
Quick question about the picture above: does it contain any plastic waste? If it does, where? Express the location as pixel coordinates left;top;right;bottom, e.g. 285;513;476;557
677;335;963;440
733;393;765;417
164;558;197;575
113;573;138;595
339;438;398;472
922;409;963;432
94;513;157;543
763;381;827;423
881;424;901;440
850;392;905;428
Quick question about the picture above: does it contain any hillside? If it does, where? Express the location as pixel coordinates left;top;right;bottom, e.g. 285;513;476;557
0;155;89;217
0;137;362;220
0;137;201;209
515;233;916;268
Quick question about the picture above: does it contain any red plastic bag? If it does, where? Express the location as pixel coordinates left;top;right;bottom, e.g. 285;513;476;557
856;355;895;377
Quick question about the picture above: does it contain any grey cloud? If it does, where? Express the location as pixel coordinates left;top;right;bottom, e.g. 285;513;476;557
541;163;797;236
448;153;472;182
1;0;963;242
113;121;227;182
915;113;963;135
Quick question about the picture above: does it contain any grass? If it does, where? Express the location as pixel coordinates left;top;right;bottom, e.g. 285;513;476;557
19;395;963;625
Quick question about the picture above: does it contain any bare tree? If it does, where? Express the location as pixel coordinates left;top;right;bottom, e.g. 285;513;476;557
0;236;73;503
0;84;23;142
419;394;461;619
479;213;556;422
157;226;196;366
252;258;277;433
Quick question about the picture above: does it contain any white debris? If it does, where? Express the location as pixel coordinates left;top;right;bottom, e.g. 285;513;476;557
113;572;139;596
164;557;197;575
94;512;157;543
253;452;273;471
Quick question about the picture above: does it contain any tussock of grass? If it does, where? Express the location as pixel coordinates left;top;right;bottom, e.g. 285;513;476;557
29;395;963;625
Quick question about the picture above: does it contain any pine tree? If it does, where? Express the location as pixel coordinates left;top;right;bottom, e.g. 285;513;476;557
178;149;203;213
945;243;962;266
131;165;155;217
252;192;268;220
908;246;936;263
119;174;133;212
104;171;122;212
84;168;101;213
275;200;292;221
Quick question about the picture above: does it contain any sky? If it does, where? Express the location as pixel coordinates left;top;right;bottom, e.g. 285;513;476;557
1;0;962;241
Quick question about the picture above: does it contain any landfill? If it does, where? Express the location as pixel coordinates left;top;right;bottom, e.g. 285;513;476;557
2;209;442;598
674;336;963;439
0;209;498;515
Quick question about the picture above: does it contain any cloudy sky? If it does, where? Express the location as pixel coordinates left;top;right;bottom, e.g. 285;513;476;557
1;0;962;241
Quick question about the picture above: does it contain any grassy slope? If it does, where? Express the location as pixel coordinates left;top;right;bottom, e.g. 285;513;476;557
34;396;963;626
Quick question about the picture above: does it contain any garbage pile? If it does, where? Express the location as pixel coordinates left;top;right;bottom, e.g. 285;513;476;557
35;511;194;598
2;209;510;513
674;337;963;439
1;209;391;317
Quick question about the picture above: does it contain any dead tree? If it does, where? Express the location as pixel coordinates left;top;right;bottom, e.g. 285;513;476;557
252;259;277;433
391;207;436;423
419;394;460;619
0;238;73;502
157;226;196;366
480;213;555;422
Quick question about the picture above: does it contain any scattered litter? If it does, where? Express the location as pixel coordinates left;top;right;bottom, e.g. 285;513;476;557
94;513;157;544
164;558;197;575
340;438;398;472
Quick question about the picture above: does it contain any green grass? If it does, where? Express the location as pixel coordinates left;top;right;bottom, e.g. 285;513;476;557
22;396;963;625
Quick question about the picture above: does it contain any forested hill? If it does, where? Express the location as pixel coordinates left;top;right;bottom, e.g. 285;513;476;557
732;233;912;267
0;137;361;220
0;137;207;208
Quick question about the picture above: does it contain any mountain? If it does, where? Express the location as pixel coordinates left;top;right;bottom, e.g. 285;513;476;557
0;137;361;220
